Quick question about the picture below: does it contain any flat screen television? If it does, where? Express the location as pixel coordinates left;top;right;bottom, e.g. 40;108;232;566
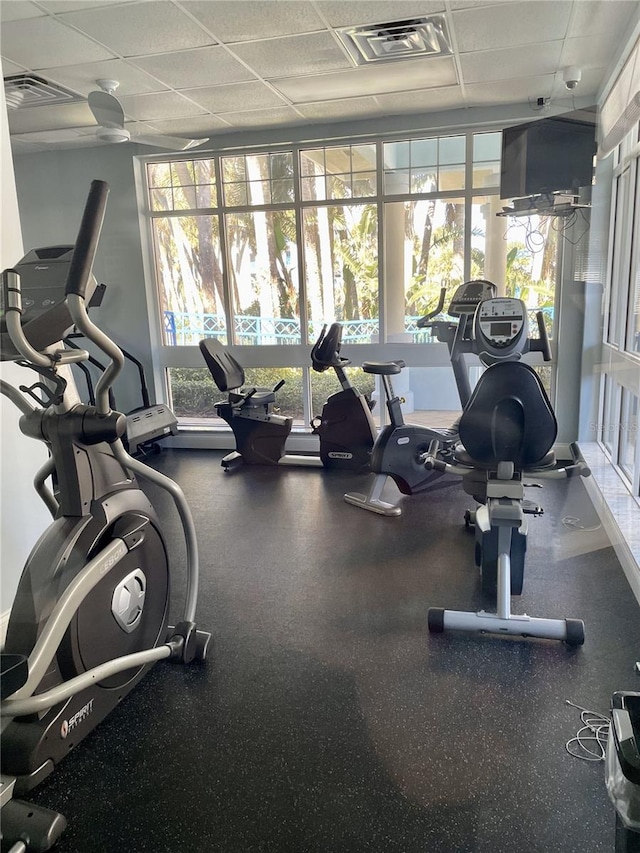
499;107;597;200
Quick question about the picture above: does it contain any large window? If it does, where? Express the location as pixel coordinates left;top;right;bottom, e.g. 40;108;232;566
598;124;640;498
143;130;559;430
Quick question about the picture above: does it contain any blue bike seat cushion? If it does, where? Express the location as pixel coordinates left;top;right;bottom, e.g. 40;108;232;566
458;361;557;470
199;338;244;392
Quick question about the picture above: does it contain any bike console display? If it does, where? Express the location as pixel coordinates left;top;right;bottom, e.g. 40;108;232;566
447;279;497;317
474;298;528;357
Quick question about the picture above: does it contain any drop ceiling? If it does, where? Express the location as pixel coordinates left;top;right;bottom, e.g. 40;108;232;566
1;0;637;153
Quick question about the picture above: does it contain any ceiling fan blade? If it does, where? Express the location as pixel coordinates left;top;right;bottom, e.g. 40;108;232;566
88;90;125;129
132;132;209;151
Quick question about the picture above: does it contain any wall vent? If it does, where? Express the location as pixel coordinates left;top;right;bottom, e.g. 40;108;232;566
336;16;452;66
3;74;83;110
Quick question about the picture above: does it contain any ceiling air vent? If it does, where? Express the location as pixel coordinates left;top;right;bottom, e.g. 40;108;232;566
336;16;452;66
3;74;83;110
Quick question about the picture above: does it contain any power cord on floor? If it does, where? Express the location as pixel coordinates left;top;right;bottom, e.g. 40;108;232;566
565;699;610;761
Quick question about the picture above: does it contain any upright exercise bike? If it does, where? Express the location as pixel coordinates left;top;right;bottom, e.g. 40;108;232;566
0;180;211;851
424;296;590;644
199;322;377;471
344;279;497;516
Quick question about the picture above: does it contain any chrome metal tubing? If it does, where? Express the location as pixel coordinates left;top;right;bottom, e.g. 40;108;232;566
66;293;124;415
112;440;200;623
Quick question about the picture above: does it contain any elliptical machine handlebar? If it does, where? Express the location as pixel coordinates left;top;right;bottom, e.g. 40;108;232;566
2;179;121;413
416;286;447;329
2;269;90;369
64;179;109;300
61;180;125;415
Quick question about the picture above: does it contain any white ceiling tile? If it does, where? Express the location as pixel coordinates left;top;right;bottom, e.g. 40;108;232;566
144;115;232;135
219;106;304;127
37;59;168;97
376;85;465;113
315;1;446;28
464;74;556;105
7;99;95;132
133;46;254;89
1;1;45;22
38;0;137;11
567;0;638;39
182;81;286;113
460;42;563;84
186;1;326;43
1;58;29;75
559;34;624;70
1;16;115;68
11;137;49;153
57;0;214;57
296;96;383;120
117;90;208;121
273;56;457;102
229;32;352;79
453;1;572;52
448;0;514;8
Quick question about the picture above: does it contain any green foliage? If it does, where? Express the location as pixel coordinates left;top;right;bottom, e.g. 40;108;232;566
331;204;379;320
169;365;375;422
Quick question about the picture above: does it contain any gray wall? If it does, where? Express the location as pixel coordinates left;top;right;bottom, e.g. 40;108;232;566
13;144;154;414
1;79;52;619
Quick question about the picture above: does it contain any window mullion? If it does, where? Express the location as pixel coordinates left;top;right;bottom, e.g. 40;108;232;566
214;155;236;346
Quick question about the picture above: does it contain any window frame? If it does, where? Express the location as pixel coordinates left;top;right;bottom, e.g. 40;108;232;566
598;127;640;499
136;127;560;432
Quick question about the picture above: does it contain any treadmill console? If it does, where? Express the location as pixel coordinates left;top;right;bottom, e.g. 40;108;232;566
474;297;528;358
447;279;497;317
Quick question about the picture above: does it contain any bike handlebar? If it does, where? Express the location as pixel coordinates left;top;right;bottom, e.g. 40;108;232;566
528;310;553;362
416;286;447;328
65;179;110;299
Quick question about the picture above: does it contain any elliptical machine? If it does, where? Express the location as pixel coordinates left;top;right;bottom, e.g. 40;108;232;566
344;279;497;516
0;180;211;851
199;322;377;471
424;296;590;644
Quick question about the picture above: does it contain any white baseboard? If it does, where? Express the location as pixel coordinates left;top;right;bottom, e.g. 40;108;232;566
583;469;640;607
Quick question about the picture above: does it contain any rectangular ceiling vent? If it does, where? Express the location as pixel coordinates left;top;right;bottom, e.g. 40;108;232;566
336;16;452;66
3;74;83;110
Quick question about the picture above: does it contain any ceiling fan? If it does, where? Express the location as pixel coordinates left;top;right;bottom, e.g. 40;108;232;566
87;79;209;151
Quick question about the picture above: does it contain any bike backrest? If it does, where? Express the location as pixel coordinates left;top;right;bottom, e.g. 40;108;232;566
199;338;244;393
458;361;557;470
310;323;344;372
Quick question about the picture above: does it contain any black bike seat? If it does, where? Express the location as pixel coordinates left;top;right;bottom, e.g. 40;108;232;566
362;360;404;375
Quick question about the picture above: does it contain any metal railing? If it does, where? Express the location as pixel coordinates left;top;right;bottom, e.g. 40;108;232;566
163;308;554;346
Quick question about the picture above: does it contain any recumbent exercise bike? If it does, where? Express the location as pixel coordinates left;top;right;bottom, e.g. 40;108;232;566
344;279;497;516
424;296;590;645
199;322;377;471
